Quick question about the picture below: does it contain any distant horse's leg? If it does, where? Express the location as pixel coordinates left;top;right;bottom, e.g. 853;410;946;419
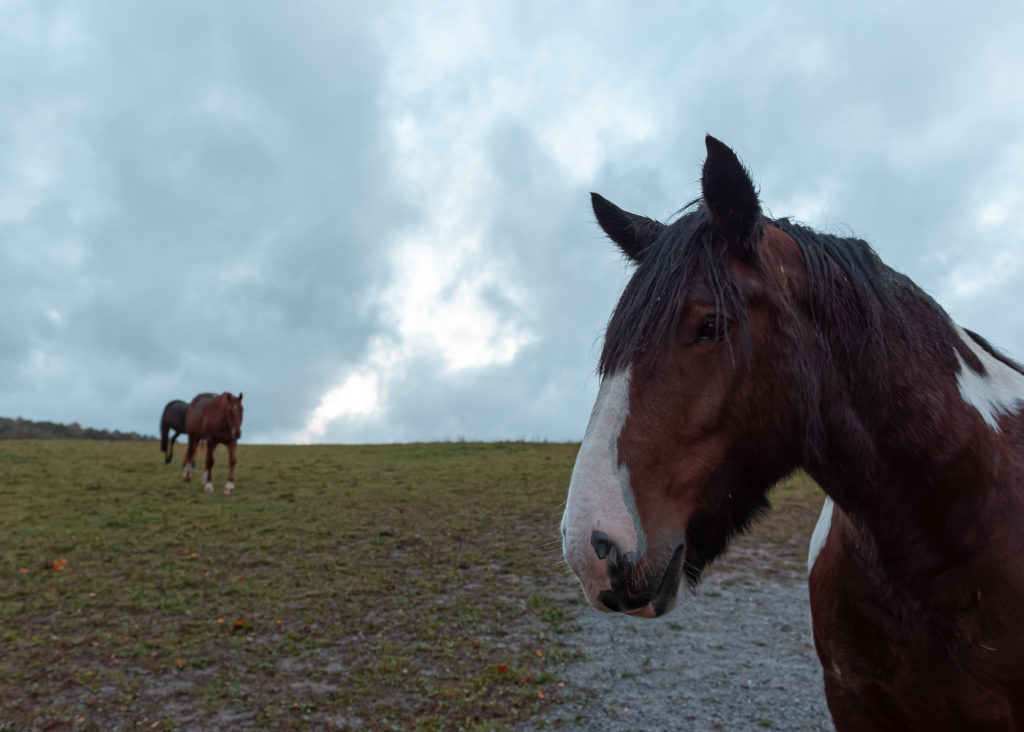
183;436;197;482
203;441;217;493
224;440;238;495
166;430;179;465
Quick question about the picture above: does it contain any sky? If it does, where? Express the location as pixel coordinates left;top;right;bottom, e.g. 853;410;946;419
2;1;1024;444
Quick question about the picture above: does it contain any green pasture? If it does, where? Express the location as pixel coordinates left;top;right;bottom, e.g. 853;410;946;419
0;440;823;730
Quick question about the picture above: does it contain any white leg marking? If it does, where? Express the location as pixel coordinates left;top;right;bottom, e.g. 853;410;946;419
561;368;644;598
203;482;214;493
183;464;192;480
223;481;235;495
807;496;834;573
954;325;1024;431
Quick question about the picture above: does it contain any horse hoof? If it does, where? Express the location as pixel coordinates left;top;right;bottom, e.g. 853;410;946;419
203;482;214;493
224;482;235;495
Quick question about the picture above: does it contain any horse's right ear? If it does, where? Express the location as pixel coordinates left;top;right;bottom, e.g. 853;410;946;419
238;392;243;402
592;192;666;263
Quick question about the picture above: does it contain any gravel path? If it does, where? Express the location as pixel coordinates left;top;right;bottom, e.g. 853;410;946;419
528;547;834;731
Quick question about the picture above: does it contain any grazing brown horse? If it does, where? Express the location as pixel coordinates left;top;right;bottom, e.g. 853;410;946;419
182;392;243;495
159;399;189;465
561;136;1024;729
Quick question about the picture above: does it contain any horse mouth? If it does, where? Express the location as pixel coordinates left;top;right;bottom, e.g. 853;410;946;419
597;543;686;618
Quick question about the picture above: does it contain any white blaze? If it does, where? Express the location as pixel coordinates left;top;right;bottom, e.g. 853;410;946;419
954;325;1024;432
561;368;645;594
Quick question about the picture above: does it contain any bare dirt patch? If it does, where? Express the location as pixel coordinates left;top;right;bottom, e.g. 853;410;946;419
529;544;833;730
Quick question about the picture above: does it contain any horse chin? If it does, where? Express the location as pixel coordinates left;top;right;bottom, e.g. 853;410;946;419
625;604;662;619
643;543;686;617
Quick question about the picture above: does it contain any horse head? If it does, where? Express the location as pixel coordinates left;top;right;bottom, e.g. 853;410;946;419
561;136;818;617
225;392;244;441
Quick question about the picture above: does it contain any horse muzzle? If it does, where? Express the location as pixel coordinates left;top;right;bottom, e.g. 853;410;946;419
598;540;686;618
564;525;686;618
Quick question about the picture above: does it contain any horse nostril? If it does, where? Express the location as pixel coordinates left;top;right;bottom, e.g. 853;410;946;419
590;530;631;589
590;530;615;560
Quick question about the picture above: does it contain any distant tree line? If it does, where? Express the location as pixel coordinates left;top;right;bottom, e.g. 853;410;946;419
0;417;156;441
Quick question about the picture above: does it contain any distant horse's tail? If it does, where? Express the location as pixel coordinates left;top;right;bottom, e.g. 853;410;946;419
160;419;173;464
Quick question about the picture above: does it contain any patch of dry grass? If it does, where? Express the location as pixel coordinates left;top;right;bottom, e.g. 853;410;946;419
0;441;579;730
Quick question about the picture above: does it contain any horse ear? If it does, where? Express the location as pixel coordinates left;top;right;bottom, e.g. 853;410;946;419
701;135;761;248
592;192;666;262
238;392;243;402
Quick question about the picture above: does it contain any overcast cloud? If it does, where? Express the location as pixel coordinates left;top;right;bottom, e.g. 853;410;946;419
3;1;1023;443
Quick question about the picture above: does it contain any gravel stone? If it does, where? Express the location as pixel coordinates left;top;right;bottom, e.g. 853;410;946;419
529;551;835;731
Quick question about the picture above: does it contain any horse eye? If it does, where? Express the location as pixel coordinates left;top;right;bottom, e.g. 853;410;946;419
696;315;729;342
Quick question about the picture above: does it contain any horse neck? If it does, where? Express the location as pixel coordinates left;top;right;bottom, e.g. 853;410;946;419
803;286;1024;570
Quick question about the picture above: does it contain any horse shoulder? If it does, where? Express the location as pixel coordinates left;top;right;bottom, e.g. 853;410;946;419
809;499;1024;726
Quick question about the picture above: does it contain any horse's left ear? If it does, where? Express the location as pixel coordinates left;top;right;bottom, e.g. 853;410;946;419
701;135;761;249
238;392;243;402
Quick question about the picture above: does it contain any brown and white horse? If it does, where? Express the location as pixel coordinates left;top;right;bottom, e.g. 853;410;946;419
561;136;1024;729
182;392;243;495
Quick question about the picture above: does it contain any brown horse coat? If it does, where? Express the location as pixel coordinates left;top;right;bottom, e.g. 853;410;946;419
182;392;243;494
561;136;1024;730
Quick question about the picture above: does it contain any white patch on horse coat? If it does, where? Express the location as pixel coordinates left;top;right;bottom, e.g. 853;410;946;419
202;470;210;483
204;482;214;493
807;496;834;573
183;464;192;480
561;368;645;598
954;325;1024;432
224;481;235;495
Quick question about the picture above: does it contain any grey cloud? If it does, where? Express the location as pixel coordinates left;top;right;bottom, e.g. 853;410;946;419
2;2;406;438
3;1;1024;442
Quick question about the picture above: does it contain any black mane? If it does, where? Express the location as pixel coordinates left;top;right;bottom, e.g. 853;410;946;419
599;202;758;376
773;218;929;381
964;328;1024;377
599;209;953;384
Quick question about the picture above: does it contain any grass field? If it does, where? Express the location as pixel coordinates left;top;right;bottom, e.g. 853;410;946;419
0;440;823;730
